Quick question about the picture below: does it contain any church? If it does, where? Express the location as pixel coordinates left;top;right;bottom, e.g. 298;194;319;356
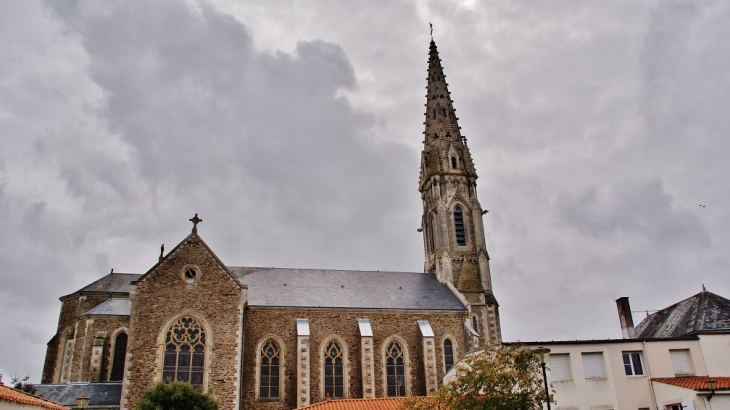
38;39;502;410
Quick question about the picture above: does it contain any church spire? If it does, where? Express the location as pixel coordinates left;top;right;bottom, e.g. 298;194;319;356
420;40;477;190
418;39;501;345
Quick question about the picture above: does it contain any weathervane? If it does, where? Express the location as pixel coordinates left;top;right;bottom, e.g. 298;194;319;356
189;213;203;234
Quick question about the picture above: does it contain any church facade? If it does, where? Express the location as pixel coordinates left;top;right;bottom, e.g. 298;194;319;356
39;40;501;410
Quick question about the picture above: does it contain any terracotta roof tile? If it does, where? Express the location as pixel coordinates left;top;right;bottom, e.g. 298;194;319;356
653;376;730;391
298;397;432;409
0;384;70;410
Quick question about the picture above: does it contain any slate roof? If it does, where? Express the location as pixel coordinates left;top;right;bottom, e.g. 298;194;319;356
81;299;132;317
230;267;466;311
299;397;429;409
0;384;70;410
653;376;730;391
63;273;141;299
34;383;122;408
64;267;466;312
634;291;730;338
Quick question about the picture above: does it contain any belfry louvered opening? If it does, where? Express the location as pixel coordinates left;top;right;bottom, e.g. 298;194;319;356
454;206;466;246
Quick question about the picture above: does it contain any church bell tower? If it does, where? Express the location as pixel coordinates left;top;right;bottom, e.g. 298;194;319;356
419;39;501;345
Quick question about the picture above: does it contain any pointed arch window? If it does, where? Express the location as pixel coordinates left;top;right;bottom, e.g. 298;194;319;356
385;342;406;397
443;339;454;372
323;341;344;398
451;156;457;169
110;332;127;381
260;340;281;398
162;316;206;388
454;206;466;246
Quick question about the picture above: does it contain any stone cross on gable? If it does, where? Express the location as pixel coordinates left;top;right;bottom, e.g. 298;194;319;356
189;213;203;234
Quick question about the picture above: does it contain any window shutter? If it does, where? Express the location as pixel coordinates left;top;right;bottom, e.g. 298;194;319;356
582;352;605;379
670;350;693;375
548;354;571;381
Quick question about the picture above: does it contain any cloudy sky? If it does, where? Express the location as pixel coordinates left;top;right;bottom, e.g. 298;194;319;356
1;0;729;380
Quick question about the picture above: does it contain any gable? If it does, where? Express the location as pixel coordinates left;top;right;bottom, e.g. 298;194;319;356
133;232;244;291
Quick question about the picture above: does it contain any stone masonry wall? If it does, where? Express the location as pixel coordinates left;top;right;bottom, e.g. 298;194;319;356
242;308;465;410
42;295;112;383
121;235;244;410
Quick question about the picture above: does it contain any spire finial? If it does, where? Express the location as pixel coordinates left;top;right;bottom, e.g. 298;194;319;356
159;244;165;262
429;22;433;40
189;214;202;234
702;283;707;292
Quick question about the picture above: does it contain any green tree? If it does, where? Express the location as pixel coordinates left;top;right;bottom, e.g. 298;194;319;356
135;381;218;410
405;344;554;410
11;374;37;395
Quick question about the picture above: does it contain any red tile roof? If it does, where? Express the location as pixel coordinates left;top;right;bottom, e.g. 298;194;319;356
653;376;730;391
298;397;433;410
0;384;70;410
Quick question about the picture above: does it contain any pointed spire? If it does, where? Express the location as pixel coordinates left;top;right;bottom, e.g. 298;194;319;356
420;39;477;188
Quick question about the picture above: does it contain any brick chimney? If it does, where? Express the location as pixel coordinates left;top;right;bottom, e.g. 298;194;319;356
616;297;636;339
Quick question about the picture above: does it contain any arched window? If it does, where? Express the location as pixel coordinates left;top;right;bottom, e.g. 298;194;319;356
110;332;127;381
454;206;466;246
162;316;206;388
451;156;457;169
259;340;281;398
323;341;344;398
444;339;454;372
385;342;406;397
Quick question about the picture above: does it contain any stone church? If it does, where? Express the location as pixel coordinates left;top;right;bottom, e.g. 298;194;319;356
38;40;501;410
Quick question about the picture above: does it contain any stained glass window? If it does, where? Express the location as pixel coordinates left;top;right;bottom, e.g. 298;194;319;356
385;342;406;397
444;339;454;372
323;341;344;398
259;340;280;398
162;316;206;388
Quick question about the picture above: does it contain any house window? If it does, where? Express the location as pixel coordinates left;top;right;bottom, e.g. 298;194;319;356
110;333;128;381
454;206;466;246
582;352;606;379
622;352;644;376
260;340;281;398
548;353;572;381
443;339;454;372
323;341;344;398
669;349;693;376
162;316;206;388
385;341;406;397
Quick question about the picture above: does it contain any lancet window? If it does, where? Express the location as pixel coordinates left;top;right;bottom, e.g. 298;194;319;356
323;341;344;398
162;316;206;388
110;332;127;381
259;340;281;398
444;339;454;372
385;341;406;397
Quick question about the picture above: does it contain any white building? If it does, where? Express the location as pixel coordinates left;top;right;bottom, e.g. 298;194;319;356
445;290;730;410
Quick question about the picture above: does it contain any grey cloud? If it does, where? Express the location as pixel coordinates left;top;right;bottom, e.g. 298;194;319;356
556;179;709;248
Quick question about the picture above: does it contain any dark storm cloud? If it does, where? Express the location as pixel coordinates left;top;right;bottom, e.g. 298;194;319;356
0;0;420;378
2;0;730;379
556;179;709;247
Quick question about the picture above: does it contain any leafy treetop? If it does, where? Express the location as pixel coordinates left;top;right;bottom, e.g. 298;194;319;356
404;344;554;410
